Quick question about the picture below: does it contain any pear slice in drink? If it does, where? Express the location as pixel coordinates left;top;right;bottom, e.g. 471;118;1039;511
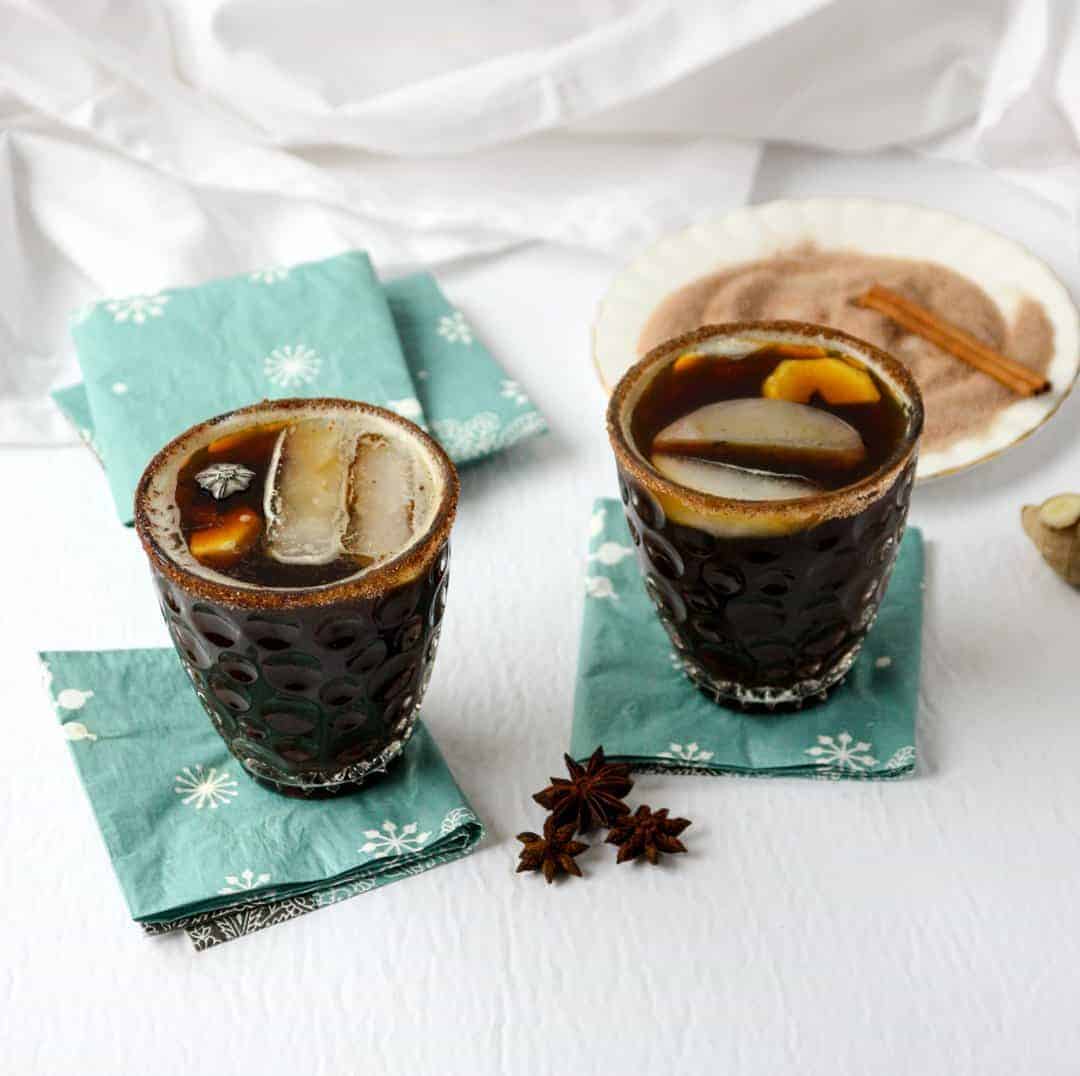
651;452;821;501
653;398;866;472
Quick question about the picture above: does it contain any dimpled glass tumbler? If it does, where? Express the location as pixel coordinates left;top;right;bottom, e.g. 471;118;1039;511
607;321;923;708
135;398;459;795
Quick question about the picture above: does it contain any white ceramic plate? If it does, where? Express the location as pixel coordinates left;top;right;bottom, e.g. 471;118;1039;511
594;197;1080;480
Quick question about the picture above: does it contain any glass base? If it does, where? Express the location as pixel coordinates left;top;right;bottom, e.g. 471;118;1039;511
676;641;862;712
231;733;411;797
244;768;381;798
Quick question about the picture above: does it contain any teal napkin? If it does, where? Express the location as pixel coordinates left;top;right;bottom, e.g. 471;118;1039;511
41;648;484;951
384;273;547;463
52;380;101;461
55;253;545;522
571;499;924;779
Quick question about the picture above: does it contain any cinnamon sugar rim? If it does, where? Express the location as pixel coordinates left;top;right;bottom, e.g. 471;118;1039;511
607;321;924;532
134;397;459;609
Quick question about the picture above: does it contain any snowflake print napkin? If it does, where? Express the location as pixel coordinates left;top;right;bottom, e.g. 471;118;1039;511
383;273;546;464
54;252;545;522
67;252;413;521
40;648;484;951
570;499;924;779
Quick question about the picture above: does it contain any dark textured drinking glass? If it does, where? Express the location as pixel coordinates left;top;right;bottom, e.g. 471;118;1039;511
607;321;924;708
135;399;459;796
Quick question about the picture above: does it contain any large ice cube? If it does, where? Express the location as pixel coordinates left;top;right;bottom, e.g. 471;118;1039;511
653;398;866;469
343;432;433;562
651;453;821;501
264;421;350;564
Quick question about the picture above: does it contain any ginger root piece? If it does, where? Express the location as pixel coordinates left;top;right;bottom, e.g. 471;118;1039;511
1022;494;1080;585
1038;493;1080;530
763;357;881;405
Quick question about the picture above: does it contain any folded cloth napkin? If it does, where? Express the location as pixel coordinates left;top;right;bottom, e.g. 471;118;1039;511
53;251;545;522
571;499;924;779
41;648;484;951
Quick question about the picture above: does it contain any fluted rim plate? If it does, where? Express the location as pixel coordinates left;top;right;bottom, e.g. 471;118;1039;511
593;197;1080;481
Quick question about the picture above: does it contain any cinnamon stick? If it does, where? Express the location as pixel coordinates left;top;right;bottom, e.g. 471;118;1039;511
855;284;1050;398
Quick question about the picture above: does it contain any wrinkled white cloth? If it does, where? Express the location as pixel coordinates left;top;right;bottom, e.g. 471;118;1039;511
0;0;1077;442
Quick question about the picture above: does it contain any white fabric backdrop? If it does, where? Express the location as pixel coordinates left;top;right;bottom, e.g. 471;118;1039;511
0;0;1077;442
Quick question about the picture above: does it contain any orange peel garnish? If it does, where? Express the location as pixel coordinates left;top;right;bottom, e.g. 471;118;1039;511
672;350;707;375
189;507;262;566
207;422;286;457
762;343;827;359
762;358;880;405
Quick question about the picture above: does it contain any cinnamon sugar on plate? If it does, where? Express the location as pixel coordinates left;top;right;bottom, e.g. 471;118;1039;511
639;247;1054;456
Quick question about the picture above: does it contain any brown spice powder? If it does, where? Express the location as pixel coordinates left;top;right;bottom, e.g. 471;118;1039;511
638;247;1054;454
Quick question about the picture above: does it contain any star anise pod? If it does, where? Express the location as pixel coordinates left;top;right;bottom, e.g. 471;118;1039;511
606;805;691;865
516;816;589;883
532;746;633;833
195;461;255;500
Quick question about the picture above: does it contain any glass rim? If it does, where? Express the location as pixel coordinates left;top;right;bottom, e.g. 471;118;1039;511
606;320;924;531
134;397;459;609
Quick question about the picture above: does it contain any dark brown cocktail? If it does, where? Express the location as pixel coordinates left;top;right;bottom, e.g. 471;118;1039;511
135;399;458;795
607;322;923;707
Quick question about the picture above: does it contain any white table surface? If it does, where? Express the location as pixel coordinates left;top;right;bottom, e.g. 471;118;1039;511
4;147;1080;1076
